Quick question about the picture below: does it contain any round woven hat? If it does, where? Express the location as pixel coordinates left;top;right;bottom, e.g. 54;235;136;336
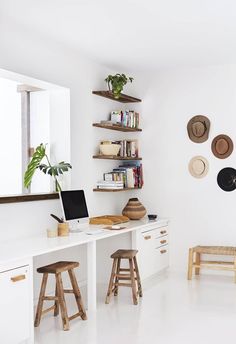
211;134;233;159
187;115;210;143
217;167;236;192
188;156;209;178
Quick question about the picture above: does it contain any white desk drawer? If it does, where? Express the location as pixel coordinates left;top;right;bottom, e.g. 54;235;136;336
155;235;168;248
141;226;168;239
0;265;30;344
155;245;169;271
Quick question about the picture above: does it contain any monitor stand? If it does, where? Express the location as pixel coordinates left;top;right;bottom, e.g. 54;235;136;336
68;218;89;233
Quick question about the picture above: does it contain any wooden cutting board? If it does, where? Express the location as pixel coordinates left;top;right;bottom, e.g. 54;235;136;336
89;215;129;225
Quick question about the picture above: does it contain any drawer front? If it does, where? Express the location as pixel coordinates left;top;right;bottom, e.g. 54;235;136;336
155;245;169;271
155;235;168;248
0;265;30;344
141;226;168;239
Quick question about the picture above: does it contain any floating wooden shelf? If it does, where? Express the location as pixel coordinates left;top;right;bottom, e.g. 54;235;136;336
92;91;141;103
93;155;142;161
93;187;142;192
92;123;142;132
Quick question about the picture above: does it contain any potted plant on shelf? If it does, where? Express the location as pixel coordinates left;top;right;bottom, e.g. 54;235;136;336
105;73;133;99
24;143;72;192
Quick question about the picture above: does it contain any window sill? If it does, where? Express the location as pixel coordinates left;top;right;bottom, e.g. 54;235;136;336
0;193;59;204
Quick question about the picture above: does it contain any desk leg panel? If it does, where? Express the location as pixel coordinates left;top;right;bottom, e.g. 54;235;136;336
87;241;97;312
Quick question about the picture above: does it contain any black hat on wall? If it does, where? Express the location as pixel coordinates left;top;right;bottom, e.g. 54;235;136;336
217;167;236;192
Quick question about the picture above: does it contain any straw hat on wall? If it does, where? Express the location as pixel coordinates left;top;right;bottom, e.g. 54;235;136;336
211;134;233;159
187;115;210;143
188;156;209;178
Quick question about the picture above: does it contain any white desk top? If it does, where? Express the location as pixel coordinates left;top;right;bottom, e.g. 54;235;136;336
0;218;168;266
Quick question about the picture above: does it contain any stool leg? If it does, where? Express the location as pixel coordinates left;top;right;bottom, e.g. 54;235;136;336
56;273;70;331
129;258;138;305
114;258;121;296
105;258;117;304
54;282;59;316
187;248;194;280
234;258;236;283
195;252;200;275
34;273;48;327
133;256;143;297
68;269;87;320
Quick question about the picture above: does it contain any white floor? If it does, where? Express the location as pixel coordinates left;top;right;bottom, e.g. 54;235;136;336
35;270;236;344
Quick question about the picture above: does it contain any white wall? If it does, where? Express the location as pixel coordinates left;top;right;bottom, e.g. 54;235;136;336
141;64;236;271
0;18;146;297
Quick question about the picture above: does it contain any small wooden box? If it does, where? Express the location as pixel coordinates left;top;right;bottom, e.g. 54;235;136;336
58;223;69;237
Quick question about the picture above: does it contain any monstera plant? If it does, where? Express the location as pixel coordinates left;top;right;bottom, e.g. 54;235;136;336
105;73;133;99
24;143;72;192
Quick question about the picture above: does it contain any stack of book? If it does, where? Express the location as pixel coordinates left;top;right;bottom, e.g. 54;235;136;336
110;110;140;128
119;140;138;158
100;162;143;189
96;180;124;190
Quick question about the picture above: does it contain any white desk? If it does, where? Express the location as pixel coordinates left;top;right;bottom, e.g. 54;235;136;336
0;218;168;344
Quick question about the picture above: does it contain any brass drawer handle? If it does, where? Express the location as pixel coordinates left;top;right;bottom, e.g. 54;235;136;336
160;230;167;235
144;235;151;240
11;274;26;283
160;249;167;254
160;240;167;244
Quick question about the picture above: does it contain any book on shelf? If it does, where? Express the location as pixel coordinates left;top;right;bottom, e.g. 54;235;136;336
97;161;143;189
96;180;124;189
110;110;140;129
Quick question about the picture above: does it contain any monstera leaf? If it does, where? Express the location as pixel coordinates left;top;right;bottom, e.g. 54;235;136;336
24;143;72;191
24;144;46;188
38;162;72;176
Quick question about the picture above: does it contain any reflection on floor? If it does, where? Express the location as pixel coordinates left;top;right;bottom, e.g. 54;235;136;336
35;270;236;344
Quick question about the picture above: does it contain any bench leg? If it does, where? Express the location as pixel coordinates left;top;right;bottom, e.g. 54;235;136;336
234;258;236;283
195;252;200;275
187;248;194;280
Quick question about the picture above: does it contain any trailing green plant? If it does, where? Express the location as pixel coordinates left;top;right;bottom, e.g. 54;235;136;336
105;73;133;99
24;143;72;192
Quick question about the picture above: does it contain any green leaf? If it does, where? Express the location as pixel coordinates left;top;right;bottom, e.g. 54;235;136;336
24;144;46;188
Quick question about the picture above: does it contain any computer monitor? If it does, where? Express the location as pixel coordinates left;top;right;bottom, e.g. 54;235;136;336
60;190;89;230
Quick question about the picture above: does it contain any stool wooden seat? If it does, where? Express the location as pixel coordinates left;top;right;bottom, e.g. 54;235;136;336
37;261;79;274
105;249;142;305
34;261;87;331
188;246;236;282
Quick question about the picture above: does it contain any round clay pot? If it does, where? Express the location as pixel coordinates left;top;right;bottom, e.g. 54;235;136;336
122;198;146;220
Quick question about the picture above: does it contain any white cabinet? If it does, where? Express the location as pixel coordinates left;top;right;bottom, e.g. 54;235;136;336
133;222;169;280
0;264;31;344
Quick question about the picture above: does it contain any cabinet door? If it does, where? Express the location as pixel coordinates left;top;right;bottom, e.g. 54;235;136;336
0;265;30;344
135;226;169;279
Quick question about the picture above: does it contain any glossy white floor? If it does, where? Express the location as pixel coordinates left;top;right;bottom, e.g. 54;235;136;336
35;270;236;344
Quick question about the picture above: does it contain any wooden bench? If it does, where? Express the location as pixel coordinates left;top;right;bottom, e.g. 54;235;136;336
188;246;236;282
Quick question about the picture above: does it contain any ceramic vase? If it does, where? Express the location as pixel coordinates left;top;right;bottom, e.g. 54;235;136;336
122;198;146;220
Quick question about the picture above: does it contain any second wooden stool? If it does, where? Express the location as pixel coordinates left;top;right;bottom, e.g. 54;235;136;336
105;249;142;305
34;261;87;331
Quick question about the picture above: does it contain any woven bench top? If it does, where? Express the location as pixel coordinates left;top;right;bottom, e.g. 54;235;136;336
193;246;236;256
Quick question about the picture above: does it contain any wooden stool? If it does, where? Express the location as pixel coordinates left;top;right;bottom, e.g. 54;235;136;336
34;261;87;331
188;246;236;282
105;249;142;305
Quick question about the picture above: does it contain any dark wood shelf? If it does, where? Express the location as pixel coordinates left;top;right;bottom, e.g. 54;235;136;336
93;187;142;192
93;123;142;132
92;90;141;103
93;155;142;161
0;192;59;204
